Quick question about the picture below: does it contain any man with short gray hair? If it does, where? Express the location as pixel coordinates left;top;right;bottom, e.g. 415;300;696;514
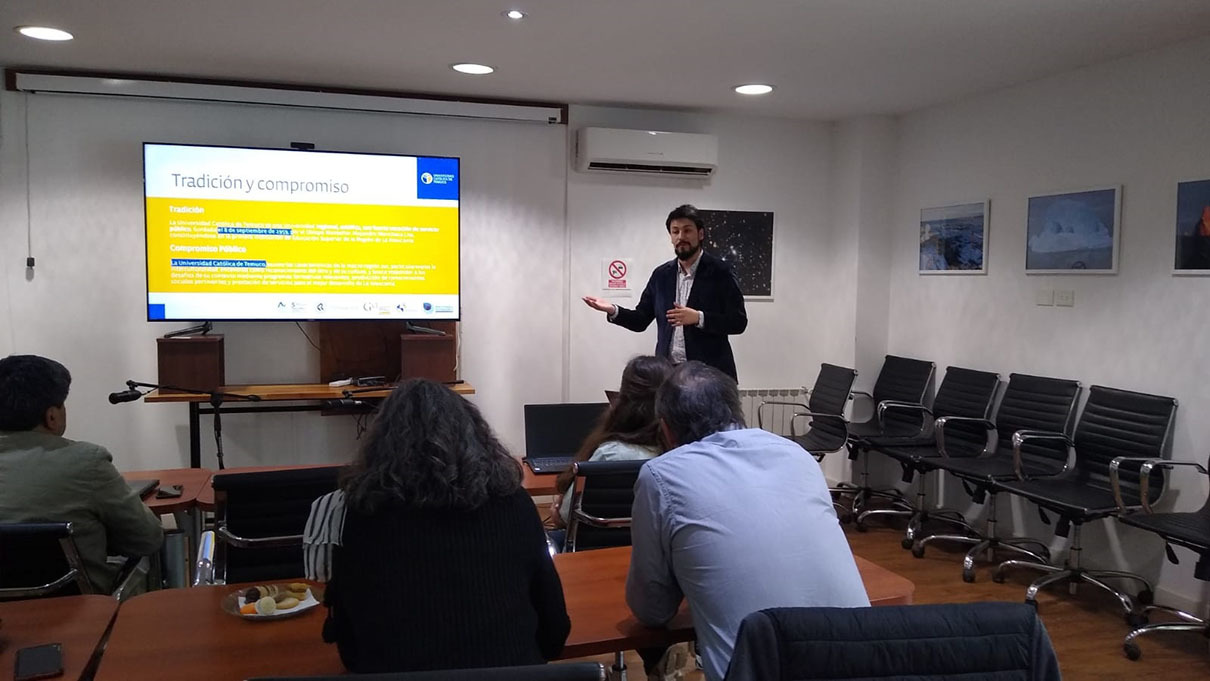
626;361;869;681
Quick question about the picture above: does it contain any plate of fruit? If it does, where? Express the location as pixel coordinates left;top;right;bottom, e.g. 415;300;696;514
220;583;322;620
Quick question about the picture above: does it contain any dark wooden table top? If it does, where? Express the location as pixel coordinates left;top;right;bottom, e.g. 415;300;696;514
144;382;475;403
0;595;118;681
522;465;559;497
552;545;915;658
124;468;213;515
94;547;913;679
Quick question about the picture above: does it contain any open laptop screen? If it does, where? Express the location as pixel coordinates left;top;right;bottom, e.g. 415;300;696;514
523;403;609;458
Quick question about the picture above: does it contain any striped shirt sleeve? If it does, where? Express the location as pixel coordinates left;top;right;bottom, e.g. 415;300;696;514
303;490;346;583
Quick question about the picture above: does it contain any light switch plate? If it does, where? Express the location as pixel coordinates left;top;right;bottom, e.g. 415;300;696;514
1035;289;1054;306
1055;290;1075;307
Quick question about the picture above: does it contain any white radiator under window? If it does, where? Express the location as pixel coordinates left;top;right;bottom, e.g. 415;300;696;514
739;388;809;437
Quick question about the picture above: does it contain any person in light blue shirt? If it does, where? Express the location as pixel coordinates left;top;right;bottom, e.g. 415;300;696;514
626;361;870;681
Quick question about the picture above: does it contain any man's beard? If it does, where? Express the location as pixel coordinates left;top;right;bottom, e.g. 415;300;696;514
675;242;701;261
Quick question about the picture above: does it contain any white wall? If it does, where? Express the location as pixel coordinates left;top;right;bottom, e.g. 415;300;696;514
886;36;1210;609
566;105;851;402
0;91;566;467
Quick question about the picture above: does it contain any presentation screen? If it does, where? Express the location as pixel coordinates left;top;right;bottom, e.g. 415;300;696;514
144;143;459;321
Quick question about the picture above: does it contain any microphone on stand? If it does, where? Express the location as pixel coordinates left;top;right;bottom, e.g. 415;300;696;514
108;389;144;404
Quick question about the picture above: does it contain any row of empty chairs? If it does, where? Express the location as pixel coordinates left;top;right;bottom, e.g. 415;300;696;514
767;354;1209;660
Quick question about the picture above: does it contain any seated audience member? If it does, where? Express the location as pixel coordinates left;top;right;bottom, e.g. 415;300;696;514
304;378;571;673
0;354;164;594
550;354;673;529
627;361;870;681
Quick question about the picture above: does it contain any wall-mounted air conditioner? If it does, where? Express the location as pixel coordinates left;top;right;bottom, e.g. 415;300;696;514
576;127;718;178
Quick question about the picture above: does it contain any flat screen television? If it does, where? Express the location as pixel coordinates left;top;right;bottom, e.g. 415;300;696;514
143;143;460;321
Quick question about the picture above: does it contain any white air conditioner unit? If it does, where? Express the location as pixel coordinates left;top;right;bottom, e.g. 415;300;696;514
576;127;717;178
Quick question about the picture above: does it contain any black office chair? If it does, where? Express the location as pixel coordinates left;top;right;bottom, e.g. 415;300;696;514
912;373;1081;583
210;466;343;584
565;459;646;553
246;662;607;681
757;363;857;461
1111;452;1210;659
834;355;936;520
992;385;1177;623
856;366;1001;548
723;603;1060;681
0;521;144;600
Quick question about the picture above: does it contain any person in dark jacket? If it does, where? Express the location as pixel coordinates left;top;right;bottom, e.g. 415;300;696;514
304;379;570;673
584;204;748;381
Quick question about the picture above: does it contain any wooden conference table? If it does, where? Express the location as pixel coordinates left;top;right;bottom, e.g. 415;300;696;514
144;382;476;469
94;546;914;681
0;595;118;681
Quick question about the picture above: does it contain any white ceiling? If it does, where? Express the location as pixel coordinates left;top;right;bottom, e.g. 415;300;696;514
3;0;1210;120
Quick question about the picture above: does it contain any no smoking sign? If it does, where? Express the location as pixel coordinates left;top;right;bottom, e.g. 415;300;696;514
602;258;632;292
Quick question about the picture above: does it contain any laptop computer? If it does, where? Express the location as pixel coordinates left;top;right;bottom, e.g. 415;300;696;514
523;402;609;474
127;478;159;499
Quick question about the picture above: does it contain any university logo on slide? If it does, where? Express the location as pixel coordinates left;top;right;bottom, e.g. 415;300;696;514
416;157;459;200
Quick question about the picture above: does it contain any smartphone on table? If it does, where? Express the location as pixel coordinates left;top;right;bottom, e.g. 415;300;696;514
14;643;64;681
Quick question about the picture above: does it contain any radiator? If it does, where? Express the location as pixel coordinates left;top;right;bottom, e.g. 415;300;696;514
739;388;809;437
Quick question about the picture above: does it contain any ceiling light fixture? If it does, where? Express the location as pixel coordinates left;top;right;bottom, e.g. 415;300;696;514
451;63;495;75
15;25;74;41
734;84;774;96
504;9;526;20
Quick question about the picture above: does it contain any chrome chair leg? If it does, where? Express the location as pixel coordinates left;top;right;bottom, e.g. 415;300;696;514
1081;573;1137;617
1123;620;1209;660
1140;603;1207;624
611;651;626;681
1091;569;1153;596
994;558;1062;584
1023;568;1073;603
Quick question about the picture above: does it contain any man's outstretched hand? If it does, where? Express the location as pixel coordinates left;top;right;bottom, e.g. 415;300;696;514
583;296;617;315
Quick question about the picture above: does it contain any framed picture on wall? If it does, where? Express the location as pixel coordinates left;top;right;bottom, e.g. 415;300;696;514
1025;186;1120;274
1174;178;1210;275
918;201;989;274
698;209;774;299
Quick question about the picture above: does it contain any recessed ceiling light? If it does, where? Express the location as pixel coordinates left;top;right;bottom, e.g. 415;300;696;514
15;25;74;41
452;63;495;75
734;84;774;96
504;9;526;20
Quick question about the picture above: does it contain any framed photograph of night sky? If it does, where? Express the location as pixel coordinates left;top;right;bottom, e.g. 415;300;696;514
699;209;774;299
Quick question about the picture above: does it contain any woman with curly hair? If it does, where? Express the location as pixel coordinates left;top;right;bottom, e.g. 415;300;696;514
304;379;570;673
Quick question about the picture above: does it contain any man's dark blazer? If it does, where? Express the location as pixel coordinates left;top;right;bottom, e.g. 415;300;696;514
610;251;748;380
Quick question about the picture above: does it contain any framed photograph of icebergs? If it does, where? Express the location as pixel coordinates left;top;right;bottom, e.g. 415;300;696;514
1025;186;1120;274
1174;178;1210;275
919;201;988;274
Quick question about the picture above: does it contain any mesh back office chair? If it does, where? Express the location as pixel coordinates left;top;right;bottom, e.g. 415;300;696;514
724;603;1060;681
0;521;145;600
856;366;1001;548
912;373;1081;583
758;363;857;461
835;355;936;519
210;466;343;584
992;385;1177;623
1113;452;1210;659
247;662;607;681
565;460;646;553
563;459;648;681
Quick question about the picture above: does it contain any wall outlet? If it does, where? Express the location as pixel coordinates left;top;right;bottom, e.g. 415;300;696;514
1035;288;1054;306
1055;290;1075;307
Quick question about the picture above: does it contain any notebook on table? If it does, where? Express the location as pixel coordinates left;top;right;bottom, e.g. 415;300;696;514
523;402;609;474
127;478;159;499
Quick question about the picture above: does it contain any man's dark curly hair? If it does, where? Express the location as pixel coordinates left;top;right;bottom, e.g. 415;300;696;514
342;378;521;513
